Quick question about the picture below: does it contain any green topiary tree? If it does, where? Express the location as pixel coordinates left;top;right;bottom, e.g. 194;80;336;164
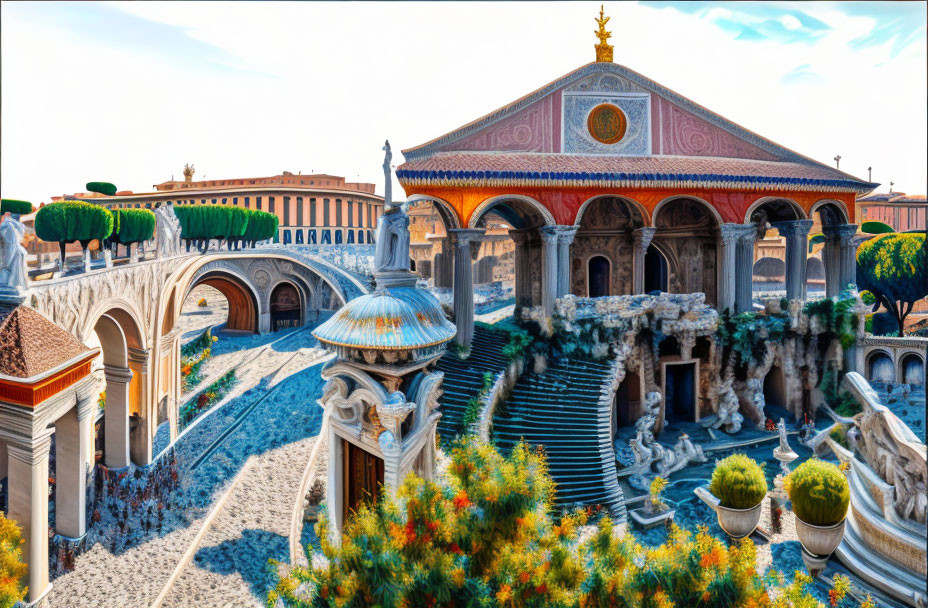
34;201;114;267
0;199;33;216
856;233;927;333
227;206;249;250
860;221;894;234
1;513;28;608
709;453;768;509
108;208;155;258
85;181;117;196
242;209;278;247
785;459;849;526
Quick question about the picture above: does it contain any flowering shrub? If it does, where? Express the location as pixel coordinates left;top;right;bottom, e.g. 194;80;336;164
178;369;236;432
180;328;218;391
0;513;27;608
270;437;871;608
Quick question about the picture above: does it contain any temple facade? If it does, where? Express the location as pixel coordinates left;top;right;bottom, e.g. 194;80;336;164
397;27;875;346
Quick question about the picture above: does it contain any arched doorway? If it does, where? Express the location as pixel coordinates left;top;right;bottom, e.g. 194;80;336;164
644;245;668;294
901;354;925;386
191;272;259;333
574;196;645;296
588;255;611;297
868;352;895;384
613;371;641;429
652;198;719;303
763;364;787;414
270;282;303;331
747;198;805;298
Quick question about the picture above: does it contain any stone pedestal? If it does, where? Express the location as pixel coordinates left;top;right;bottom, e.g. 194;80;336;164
449;229;484;347
555;226;578;298
103;364;133;469
773;220;814;301
6;435;53;605
539;227;559;315
632;227;656;295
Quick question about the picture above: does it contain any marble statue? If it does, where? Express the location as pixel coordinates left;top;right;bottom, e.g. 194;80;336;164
656;432;707;477
382;140;393;211
155;203;182;258
373;141;411;273
0;212;28;292
703;368;743;434
773;417;799;477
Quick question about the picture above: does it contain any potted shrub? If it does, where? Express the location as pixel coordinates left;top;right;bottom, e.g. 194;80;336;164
630;476;675;529
695;454;767;539
785;459;849;573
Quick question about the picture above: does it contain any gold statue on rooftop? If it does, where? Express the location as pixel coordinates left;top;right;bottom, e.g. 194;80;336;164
594;5;614;63
183;163;195;183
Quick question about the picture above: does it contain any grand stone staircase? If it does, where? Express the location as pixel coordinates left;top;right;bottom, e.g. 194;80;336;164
491;356;626;523
434;325;510;440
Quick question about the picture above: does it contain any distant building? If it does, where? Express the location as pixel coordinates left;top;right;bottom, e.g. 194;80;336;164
52;170;385;245
857;192;927;232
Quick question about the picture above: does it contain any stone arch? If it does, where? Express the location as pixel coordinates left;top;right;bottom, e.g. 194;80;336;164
406;194;462;231
269;279;304;331
193;271;260;333
644;244;669;294
867;350;895;384
753;257;785;278
900;352;925;386
94;313;129;368
161;287;178;335
467;194;556;229
81;298;147;348
744;196;808;225
809;199;850;226
575;194;648;227
651;198;717;302
652;195;723;228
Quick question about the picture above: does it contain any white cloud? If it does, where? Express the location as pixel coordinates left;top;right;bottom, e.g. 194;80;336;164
1;1;925;207
780;14;803;31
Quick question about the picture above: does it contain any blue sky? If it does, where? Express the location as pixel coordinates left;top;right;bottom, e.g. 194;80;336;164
1;1;925;205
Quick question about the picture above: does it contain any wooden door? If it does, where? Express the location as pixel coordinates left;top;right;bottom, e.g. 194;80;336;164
344;441;385;521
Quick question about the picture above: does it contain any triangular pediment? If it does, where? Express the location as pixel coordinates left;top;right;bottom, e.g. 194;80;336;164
402;62;813;167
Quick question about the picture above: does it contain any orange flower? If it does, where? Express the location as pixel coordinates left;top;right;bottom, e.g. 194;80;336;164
453;490;471;510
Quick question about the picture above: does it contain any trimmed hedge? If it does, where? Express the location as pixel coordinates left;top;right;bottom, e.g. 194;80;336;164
86;181;117;196
861;221;894;234
173;205;278;250
1;199;33;215
108;208;155;256
35;200;114;264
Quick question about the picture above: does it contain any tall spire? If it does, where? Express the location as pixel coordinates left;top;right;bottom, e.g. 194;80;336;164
594;5;613;63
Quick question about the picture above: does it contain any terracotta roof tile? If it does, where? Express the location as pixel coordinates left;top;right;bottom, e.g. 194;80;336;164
397;153;875;193
0;305;91;378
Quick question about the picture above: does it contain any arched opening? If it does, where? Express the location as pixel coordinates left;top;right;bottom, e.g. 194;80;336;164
806;257;825;294
89;310;146;468
763;364;787;415
588;255;611;298
613;371;641;430
868;352;895;384
653;198;720;304
748;198;804;298
270;282;303;331
901;354;925;386
409;258;417;272
575;196;645;297
190;272;259;334
644;245;668;294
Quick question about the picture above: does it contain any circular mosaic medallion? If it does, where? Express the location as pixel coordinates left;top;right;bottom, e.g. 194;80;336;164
587;103;627;145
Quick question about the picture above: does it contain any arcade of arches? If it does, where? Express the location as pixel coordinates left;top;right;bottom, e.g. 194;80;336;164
403;193;858;349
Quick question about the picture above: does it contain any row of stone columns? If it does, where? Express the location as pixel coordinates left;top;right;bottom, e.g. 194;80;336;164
2;383;95;605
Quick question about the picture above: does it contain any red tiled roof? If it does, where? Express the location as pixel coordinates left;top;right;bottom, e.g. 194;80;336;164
397;153;874;193
0;304;91;378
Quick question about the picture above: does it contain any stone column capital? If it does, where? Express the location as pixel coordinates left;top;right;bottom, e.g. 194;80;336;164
539;225;560;244
718;223;755;246
632;227;657;250
822;223;859;244
5;433;53;466
554;225;578;246
448;229;485;248
104;364;133;383
772;219;814;238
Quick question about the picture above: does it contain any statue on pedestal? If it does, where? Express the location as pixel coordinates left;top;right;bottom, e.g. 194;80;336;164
373;140;411;274
0;212;28;294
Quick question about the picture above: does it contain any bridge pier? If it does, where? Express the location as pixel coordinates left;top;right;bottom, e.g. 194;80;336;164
103;364;133;469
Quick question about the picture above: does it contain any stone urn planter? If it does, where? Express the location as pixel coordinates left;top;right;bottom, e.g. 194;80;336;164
695;486;764;539
794;516;846;572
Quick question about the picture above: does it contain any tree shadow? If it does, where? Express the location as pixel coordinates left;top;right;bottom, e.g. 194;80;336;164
193;528;288;600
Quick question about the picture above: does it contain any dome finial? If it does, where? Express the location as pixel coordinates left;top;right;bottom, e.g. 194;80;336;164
594;5;613;63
